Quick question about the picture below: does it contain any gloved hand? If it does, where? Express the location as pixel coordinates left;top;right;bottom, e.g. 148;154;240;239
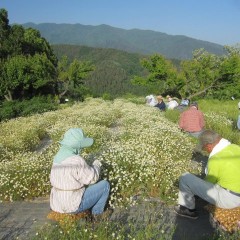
93;159;102;168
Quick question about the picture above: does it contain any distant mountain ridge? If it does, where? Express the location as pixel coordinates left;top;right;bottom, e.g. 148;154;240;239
23;22;225;59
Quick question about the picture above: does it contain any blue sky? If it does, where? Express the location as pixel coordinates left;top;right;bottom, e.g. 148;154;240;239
1;0;240;46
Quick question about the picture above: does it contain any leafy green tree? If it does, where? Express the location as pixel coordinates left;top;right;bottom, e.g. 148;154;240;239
131;54;180;96
23;28;57;65
0;54;56;100
179;48;221;99
8;25;25;56
179;46;240;99
57;56;94;100
0;8;58;101
216;45;240;99
0;8;11;58
0;55;29;101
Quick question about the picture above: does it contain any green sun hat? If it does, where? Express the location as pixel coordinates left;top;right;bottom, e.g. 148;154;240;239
60;128;93;149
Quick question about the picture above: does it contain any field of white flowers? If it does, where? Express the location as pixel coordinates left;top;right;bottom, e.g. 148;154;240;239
0;98;202;206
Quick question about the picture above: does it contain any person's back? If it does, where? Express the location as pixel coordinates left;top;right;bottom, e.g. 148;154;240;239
154;95;166;111
179;102;205;137
205;143;240;193
166;96;179;110
146;94;157;106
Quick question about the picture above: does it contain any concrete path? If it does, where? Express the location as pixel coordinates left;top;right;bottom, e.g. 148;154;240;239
0;197;51;240
0;196;216;240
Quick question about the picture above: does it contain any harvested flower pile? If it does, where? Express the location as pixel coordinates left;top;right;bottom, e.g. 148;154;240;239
205;204;240;232
47;210;91;227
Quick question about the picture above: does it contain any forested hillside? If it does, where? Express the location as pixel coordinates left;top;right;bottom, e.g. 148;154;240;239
23;23;226;59
52;44;152;97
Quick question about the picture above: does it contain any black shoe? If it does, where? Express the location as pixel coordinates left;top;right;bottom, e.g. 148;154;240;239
174;205;199;219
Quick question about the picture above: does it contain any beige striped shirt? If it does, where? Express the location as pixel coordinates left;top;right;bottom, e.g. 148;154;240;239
50;155;100;213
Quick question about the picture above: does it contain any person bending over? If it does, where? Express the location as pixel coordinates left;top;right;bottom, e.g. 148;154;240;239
50;128;110;220
179;102;205;138
174;130;240;219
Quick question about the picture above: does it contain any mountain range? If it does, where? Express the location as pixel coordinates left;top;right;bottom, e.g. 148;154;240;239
23;23;225;59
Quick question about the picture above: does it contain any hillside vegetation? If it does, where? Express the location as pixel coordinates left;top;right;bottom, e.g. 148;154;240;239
52;44;151;97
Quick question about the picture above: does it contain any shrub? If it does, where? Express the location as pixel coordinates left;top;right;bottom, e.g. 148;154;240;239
102;92;113;100
0;96;58;121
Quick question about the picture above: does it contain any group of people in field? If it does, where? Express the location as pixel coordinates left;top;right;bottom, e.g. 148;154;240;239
48;96;240;224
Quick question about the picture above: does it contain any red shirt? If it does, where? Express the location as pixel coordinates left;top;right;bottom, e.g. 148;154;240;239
179;107;205;132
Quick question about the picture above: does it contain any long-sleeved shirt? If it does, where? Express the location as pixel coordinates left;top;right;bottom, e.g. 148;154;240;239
167;100;179;110
179;107;205;132
154;101;166;111
50;155;100;213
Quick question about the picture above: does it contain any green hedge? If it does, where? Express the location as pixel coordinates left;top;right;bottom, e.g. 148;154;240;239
0;96;58;121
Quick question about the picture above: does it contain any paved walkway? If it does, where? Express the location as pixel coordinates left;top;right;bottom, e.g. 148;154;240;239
0;197;51;240
0;195;216;240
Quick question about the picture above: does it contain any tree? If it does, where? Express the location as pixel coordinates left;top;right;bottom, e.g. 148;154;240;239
179;49;221;99
57;56;94;100
0;9;58;101
0;8;11;58
8;25;25;56
0;54;56;100
0;55;29;101
23;28;57;66
215;45;240;99
179;46;240;99
131;54;181;96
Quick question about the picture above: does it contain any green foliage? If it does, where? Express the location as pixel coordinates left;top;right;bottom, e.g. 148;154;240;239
198;99;240;145
132;54;181;96
164;109;181;124
134;46;240;100
0;9;11;58
215;45;240;99
122;93;145;104
0;101;20;120
53;45;148;97
180;48;221;98
102;92;113;100
1;54;56;100
57;56;94;100
0;96;58;121
0;9;58;101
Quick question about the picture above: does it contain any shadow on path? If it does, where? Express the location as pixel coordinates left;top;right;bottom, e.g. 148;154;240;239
0;195;216;240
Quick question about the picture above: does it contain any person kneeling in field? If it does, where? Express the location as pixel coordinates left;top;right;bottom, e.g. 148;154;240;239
50;128;111;221
179;102;205;138
174;130;240;219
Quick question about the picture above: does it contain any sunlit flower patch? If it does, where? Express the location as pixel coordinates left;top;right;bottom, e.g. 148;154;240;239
0;98;200;204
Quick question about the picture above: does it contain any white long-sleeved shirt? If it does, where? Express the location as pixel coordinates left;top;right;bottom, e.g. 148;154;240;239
50;155;100;213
